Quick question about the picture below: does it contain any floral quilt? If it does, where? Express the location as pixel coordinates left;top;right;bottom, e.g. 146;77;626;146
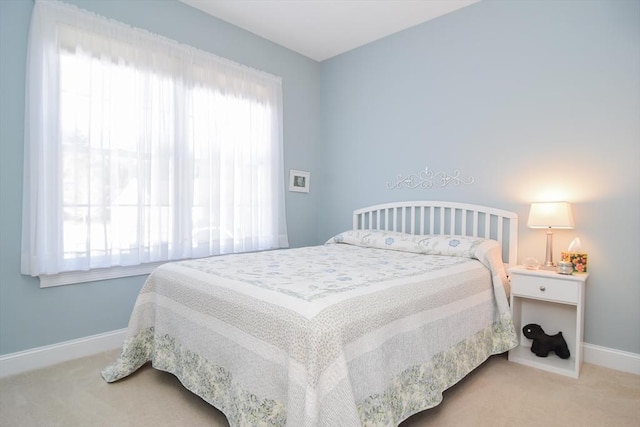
102;232;517;426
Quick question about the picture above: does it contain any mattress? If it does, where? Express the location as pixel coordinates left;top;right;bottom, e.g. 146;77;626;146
102;231;518;426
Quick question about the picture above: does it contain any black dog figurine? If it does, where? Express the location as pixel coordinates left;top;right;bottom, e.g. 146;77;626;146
522;323;570;359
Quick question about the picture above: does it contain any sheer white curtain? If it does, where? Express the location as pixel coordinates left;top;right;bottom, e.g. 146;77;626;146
22;0;288;284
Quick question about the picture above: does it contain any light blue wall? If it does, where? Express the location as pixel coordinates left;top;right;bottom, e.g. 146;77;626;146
319;0;640;353
0;0;320;354
2;0;639;358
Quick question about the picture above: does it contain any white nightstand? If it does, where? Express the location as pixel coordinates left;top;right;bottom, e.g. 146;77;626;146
508;266;588;378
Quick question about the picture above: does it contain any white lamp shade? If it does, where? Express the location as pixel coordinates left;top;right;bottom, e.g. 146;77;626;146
527;202;574;229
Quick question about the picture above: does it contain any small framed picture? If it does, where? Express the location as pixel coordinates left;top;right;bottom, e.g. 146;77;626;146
289;169;310;193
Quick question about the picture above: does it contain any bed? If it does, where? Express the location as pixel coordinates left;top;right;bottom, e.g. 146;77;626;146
102;201;519;426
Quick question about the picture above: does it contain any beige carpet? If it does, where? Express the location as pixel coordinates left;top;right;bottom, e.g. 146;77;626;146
1;351;638;427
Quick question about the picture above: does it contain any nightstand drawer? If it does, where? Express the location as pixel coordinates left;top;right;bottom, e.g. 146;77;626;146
511;274;579;304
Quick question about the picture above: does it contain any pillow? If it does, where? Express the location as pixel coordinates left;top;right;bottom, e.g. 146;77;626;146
326;229;489;260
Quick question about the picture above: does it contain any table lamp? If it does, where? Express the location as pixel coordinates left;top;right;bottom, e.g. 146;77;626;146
527;202;574;270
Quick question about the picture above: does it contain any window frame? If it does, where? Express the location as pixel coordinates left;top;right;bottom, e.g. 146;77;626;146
22;0;288;286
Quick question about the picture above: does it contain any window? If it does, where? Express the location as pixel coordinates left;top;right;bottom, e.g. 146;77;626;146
22;0;288;286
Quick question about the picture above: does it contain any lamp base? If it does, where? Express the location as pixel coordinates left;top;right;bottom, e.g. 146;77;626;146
542;229;555;271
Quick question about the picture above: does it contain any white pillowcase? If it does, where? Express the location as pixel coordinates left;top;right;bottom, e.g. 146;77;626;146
326;229;491;260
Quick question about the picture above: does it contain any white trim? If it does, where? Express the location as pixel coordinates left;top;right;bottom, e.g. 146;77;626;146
583;343;640;376
1;332;638;378
39;262;166;287
0;328;127;378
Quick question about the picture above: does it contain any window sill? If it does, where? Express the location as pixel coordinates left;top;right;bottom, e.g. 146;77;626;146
39;261;168;288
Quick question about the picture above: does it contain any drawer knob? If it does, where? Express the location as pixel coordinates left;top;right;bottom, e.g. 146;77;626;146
539;285;546;291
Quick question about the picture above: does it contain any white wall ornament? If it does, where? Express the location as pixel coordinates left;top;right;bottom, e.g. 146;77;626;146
386;166;475;190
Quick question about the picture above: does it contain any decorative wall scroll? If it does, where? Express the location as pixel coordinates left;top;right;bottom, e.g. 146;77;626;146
386;166;475;190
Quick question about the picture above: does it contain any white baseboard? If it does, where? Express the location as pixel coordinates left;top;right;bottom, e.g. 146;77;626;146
583;343;640;376
0;328;127;378
1;332;638;379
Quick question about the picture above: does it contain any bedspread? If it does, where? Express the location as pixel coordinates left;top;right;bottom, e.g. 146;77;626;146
102;232;517;426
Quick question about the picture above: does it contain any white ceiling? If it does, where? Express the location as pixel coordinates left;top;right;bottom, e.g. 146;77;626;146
179;0;479;61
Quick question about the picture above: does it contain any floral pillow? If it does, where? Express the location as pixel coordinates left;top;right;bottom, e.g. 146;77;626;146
327;229;489;260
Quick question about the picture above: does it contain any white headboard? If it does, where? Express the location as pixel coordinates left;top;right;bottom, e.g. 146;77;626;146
353;201;518;268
